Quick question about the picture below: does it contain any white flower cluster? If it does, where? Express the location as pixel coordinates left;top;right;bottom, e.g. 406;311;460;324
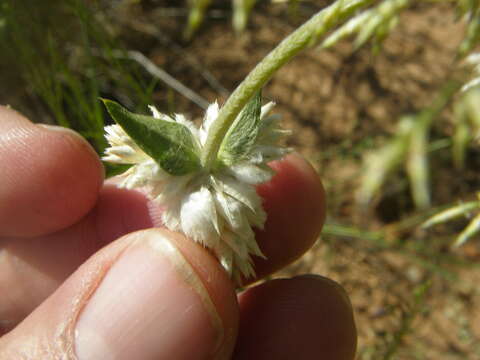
103;102;289;283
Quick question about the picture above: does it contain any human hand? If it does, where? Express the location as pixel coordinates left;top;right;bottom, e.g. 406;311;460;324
0;106;356;359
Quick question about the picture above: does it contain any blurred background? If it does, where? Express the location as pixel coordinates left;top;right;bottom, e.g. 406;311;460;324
1;0;480;358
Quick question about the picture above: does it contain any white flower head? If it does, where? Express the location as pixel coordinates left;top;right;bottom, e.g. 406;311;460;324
103;97;289;284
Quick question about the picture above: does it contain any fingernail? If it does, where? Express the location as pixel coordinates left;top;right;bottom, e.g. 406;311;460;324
37;124;95;152
74;230;223;360
37;124;86;140
37;124;105;179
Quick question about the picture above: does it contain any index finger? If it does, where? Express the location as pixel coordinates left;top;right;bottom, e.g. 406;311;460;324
250;153;326;283
0;106;104;237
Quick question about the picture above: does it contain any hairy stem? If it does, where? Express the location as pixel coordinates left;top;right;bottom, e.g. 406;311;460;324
201;0;374;169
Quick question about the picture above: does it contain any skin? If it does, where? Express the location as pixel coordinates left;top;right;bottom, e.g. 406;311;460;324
0;105;357;359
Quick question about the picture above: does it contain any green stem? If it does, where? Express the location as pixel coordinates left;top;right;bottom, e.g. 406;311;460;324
201;0;374;169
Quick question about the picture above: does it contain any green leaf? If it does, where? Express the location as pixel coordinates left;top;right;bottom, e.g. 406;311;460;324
102;99;201;176
218;92;262;165
455;212;480;247
103;162;133;179
422;201;480;229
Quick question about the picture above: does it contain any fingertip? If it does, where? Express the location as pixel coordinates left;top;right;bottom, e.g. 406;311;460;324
0;110;103;237
162;229;240;359
252;153;326;280
235;276;357;360
1;228;240;359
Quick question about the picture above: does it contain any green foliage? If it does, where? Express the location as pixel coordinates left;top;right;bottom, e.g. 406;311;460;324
423;194;480;247
102;100;201;175
202;0;374;168
184;0;305;38
104;163;133;178
233;0;258;33
322;0;480;56
321;0;408;51
0;0;156;153
452;89;480;169
317;0;480;246
457;0;480;56
358;82;462;209
218;92;262;165
184;0;213;40
357;116;414;206
184;0;260;38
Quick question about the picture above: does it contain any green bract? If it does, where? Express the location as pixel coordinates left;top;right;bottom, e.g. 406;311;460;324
217;92;262;166
102;99;201;176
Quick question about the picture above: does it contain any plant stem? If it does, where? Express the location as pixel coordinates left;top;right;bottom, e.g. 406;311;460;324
201;0;374;169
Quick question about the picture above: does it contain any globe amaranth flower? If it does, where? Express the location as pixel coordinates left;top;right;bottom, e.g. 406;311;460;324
103;101;289;284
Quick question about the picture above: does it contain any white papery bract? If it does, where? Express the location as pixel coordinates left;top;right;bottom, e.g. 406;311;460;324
103;101;289;284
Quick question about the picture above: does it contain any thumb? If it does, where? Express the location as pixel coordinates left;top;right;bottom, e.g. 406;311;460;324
0;229;238;359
